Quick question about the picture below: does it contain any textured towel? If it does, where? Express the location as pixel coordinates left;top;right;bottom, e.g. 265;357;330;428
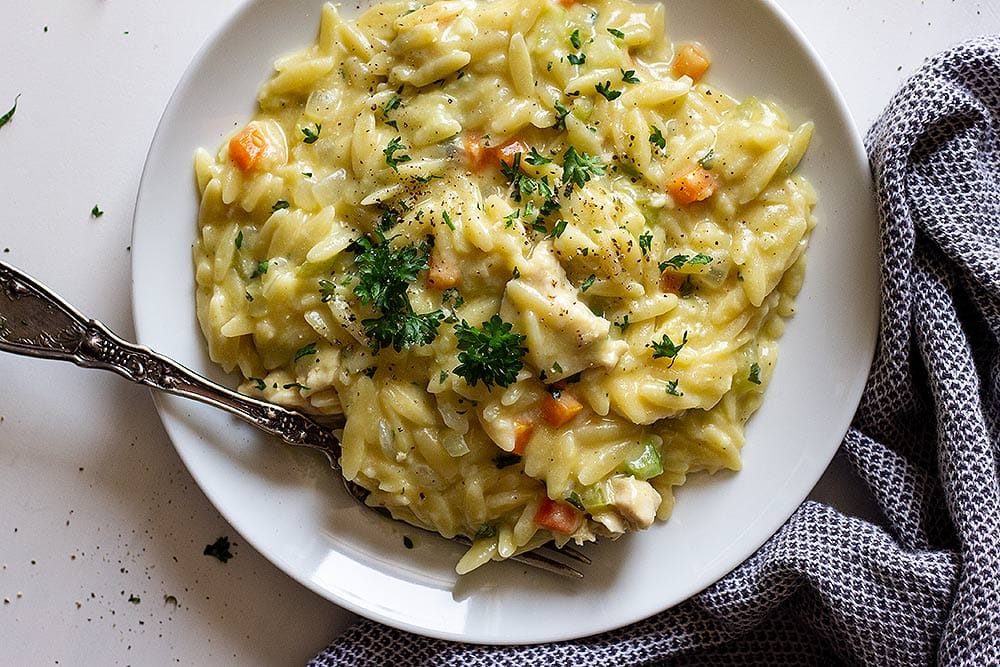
310;36;1000;666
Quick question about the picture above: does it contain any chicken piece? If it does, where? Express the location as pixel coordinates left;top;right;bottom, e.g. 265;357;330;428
609;475;662;530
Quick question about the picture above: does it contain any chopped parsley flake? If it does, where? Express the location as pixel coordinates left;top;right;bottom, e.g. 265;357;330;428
90;205;104;218
638;231;653;256
561;146;604;194
569;29;582;49
649;126;666;150
698;148;716;169
581;274;596;292
474;523;497;539
525;147;552;165
128;594;140;605
595;81;622;101
250;377;267;391
319;279;337;302
650;331;688;366
283;382;311;391
553;100;571;130
658;253;713;271
665;379;683;396
294;342;317;361
383;136;412;171
301;123;321;144
271;199;290;212
567;52;586;65
235;230;243;249
621;69;640;84
749;362;762;385
607;27;625;39
442;210;456;230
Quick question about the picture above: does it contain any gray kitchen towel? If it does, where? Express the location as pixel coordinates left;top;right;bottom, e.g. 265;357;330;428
309;35;1000;666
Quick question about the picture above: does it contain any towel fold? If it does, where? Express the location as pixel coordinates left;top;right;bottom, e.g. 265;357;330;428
310;35;1000;667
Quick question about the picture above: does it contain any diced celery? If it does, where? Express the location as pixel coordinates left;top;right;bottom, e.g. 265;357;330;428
580;481;613;511
622;441;663;480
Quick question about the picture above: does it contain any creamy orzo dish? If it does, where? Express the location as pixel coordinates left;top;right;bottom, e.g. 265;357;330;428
193;0;815;572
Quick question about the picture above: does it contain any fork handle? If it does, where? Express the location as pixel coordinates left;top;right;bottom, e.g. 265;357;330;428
0;261;342;462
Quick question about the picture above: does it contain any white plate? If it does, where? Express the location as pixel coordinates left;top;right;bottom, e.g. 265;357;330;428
132;0;878;644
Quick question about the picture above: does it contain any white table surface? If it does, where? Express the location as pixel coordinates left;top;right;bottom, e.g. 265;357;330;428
0;1;994;664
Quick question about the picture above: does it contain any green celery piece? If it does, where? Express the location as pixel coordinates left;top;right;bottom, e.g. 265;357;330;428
622;441;663;480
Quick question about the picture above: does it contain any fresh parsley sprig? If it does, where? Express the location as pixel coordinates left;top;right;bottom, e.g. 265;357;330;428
561;146;604;195
384;136;412;171
649;331;689;366
658;253;712;271
350;230;443;352
452;314;527;388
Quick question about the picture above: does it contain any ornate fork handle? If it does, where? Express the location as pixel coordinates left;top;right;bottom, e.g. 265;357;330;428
0;261;342;465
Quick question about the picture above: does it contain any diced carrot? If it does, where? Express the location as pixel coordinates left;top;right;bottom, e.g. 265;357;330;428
667;165;717;206
495;139;528;169
541;391;583;427
426;251;461;290
533;497;583;534
512;418;535;455
463;133;491;171
229;125;267;172
660;271;685;294
672;42;711;81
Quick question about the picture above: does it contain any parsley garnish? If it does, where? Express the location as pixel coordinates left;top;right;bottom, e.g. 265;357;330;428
561;146;604;194
698;148;716;169
294;342;317;361
351;230;443;352
638;231;653;256
235;230;243;249
301;123;321;144
283;382;311;391
569;29;582;49
203;536;233;563
271;199;290;212
128;594;141;604
614;314;630;332
581;274;596;292
442;210;456;230
665;379;683;396
90;205;104;218
383;136;412;171
748;362;762;385
319;279;337;302
548;218;568;238
0;94;19;129
500;152;556;203
658;253;712;271
621;69;640;84
553;100;571;130
249;377;267;391
649;125;666;150
453;315;527;388
442;287;464;308
595;81;622;101
567;52;586;65
525;147;552;165
474;523;498;539
607;27;625;39
382;94;402;116
565;491;585;511
252;260;268;278
650;331;688;366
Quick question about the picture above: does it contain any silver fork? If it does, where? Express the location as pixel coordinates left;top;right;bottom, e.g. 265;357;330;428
0;261;589;577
